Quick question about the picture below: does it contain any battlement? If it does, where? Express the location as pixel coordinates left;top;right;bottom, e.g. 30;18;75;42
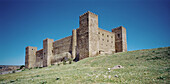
25;11;127;68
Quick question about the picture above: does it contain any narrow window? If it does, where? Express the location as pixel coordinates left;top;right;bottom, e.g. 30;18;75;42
107;35;109;37
111;36;113;38
117;34;120;38
102;34;104;36
102;39;104;41
98;32;100;34
107;40;109;42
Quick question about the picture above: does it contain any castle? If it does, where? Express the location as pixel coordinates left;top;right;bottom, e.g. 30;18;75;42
25;11;127;68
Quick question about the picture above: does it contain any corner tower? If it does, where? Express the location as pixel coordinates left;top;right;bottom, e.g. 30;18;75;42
25;46;37;68
112;26;127;52
76;11;99;60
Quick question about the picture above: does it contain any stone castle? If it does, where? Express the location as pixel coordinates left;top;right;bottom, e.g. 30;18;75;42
25;11;127;68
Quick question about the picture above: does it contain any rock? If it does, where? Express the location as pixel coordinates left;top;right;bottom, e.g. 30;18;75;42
114;75;118;77
56;77;60;80
111;65;124;70
108;68;111;71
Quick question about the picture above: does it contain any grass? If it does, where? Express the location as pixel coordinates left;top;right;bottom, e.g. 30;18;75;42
0;47;170;84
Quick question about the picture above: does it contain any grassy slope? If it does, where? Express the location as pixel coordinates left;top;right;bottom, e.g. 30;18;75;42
0;47;170;84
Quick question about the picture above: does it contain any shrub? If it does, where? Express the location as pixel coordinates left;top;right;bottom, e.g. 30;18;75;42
63;59;66;65
20;65;25;69
69;58;73;64
12;71;15;73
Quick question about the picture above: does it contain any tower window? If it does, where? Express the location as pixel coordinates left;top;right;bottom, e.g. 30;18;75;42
107;35;109;37
102;34;104;36
117;34;120;38
98;32;100;34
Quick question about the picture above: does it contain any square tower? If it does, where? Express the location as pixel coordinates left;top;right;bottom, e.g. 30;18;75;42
76;11;99;60
25;46;37;68
112;26;127;52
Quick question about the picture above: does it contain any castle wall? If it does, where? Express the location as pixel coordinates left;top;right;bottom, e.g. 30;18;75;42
98;28;115;54
53;36;72;55
36;49;43;67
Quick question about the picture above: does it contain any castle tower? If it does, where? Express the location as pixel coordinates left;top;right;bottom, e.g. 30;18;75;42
25;46;37;68
43;38;54;67
77;11;99;60
112;26;127;52
72;29;77;59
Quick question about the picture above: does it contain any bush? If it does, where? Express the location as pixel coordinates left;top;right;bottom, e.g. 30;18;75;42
12;71;15;73
20;65;25;69
63;60;66;65
69;58;73;64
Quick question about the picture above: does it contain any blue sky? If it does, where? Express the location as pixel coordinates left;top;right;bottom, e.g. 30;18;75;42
0;0;170;65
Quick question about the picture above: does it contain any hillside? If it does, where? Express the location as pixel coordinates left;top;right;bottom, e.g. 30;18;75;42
0;47;170;84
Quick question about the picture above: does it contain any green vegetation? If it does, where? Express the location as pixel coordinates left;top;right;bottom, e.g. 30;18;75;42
0;47;170;84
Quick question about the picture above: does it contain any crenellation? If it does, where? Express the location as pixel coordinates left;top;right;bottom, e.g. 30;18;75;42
25;11;127;68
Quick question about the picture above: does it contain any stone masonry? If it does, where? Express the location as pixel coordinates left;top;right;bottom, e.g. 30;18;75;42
25;11;127;68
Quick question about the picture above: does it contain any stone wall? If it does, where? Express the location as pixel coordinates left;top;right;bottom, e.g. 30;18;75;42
51;36;72;64
53;36;72;55
36;49;43;67
98;28;115;54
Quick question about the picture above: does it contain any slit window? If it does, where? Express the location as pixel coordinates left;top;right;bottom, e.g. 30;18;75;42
117;34;120;38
